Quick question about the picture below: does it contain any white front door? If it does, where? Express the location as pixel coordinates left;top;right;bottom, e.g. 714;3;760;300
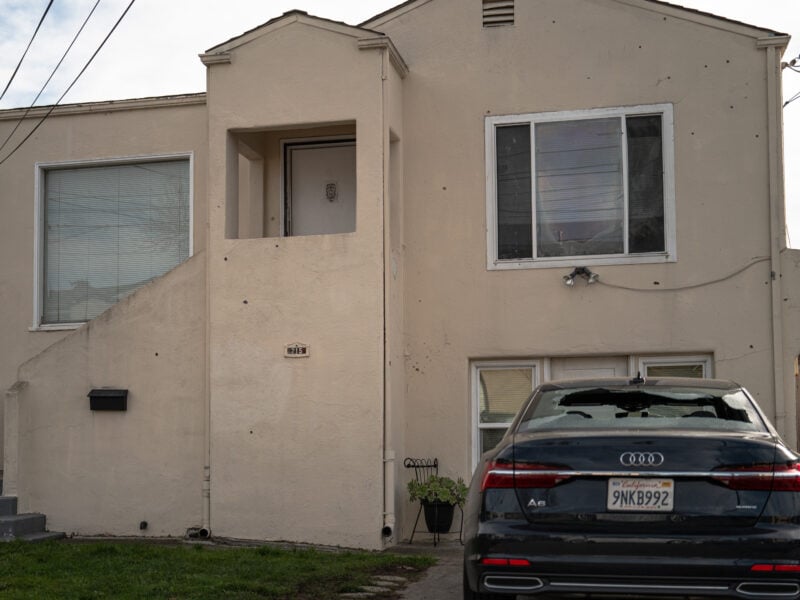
285;141;356;236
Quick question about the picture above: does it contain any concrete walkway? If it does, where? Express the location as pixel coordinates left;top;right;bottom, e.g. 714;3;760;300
390;539;462;600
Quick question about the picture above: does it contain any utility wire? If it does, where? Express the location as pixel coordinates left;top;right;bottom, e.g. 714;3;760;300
0;0;101;157
785;89;800;108
0;0;136;167
596;256;770;292
0;0;54;102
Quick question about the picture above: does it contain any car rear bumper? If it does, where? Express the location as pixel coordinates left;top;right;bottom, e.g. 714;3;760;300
465;522;800;598
476;573;800;598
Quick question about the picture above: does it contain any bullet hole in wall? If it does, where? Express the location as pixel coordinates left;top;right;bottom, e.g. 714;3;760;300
224;257;228;261
155;352;159;357
243;299;248;304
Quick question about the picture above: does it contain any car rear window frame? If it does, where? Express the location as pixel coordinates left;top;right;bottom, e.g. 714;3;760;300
517;386;769;434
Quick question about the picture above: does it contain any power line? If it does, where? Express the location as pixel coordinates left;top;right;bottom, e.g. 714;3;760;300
0;0;137;167
597;256;770;293
0;0;55;102
0;0;101;157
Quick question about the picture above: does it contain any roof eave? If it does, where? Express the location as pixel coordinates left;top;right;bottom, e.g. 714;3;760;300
205;10;384;56
362;0;787;41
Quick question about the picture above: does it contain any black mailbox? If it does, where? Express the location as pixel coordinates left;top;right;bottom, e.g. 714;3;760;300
88;389;128;411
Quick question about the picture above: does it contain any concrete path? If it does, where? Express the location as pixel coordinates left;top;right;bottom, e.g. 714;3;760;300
391;540;462;600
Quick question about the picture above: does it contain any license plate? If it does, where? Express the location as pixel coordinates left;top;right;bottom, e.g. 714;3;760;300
607;478;674;512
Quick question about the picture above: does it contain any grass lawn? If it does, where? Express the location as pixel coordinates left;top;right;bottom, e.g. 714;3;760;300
0;540;434;599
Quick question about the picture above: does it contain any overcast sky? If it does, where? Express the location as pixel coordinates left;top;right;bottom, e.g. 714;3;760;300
1;0;799;245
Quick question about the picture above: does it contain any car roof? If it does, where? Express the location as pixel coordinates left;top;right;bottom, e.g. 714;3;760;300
539;377;742;392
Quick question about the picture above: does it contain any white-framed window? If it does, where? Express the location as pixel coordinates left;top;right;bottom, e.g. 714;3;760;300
471;360;539;468
485;104;676;269
470;354;713;470
34;154;192;328
637;355;712;379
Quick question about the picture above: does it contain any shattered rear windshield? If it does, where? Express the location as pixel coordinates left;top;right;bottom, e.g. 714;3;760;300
517;387;767;433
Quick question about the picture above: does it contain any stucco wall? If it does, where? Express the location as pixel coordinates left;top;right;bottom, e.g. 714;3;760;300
373;0;784;501
9;253;206;536
205;19;390;549
0;99;208;469
782;248;800;440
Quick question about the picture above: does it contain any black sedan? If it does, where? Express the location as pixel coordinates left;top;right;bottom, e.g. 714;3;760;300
463;377;800;599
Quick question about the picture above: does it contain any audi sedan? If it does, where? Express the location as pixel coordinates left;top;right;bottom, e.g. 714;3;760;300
463;377;800;599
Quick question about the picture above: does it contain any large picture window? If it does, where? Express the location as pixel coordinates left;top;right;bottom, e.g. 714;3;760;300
486;104;675;269
39;157;191;325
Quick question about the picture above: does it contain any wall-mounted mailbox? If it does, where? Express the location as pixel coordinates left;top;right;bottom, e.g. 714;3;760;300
88;389;128;411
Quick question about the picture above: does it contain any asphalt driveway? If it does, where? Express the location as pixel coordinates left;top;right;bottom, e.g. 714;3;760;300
392;540;710;600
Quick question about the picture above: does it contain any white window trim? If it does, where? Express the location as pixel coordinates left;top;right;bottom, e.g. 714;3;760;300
485;103;676;270
471;359;540;472
31;152;194;331
636;354;713;378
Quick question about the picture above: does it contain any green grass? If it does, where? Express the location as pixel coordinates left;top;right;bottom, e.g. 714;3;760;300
0;540;434;599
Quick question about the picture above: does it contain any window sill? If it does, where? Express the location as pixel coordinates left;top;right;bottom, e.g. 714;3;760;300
29;323;84;332
488;252;676;271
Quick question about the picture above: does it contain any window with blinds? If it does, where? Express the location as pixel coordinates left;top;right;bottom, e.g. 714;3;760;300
487;104;674;268
473;361;538;460
41;158;191;324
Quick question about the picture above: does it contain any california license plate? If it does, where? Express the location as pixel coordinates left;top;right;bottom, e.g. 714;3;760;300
607;478;674;512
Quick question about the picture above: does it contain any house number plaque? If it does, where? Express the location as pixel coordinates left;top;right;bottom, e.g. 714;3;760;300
284;342;310;358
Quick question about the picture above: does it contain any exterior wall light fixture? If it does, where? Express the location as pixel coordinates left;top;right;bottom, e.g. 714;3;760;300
562;267;599;287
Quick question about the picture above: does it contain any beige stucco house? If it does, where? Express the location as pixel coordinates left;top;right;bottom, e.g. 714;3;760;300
1;0;799;549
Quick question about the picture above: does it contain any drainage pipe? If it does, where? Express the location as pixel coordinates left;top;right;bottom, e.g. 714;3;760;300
380;44;396;543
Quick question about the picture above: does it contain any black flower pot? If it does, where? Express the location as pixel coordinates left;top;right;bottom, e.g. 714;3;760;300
422;501;455;533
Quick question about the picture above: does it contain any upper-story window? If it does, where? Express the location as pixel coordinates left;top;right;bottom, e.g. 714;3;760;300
37;155;192;327
485;104;675;269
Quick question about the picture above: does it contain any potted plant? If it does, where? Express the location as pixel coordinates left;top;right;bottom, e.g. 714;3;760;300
408;475;468;533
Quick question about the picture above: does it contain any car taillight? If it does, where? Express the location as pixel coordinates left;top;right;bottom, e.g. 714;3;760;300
481;460;570;491
481;558;532;567
752;564;800;572
712;462;800;491
772;463;800;491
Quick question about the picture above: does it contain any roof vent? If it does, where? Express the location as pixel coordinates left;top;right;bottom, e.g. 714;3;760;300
483;0;514;27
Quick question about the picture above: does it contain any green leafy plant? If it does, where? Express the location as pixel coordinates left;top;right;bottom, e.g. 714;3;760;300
408;475;468;506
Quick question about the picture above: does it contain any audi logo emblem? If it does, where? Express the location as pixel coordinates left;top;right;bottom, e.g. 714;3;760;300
619;452;665;467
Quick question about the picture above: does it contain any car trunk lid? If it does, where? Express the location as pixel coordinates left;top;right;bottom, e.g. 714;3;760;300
503;430;780;531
